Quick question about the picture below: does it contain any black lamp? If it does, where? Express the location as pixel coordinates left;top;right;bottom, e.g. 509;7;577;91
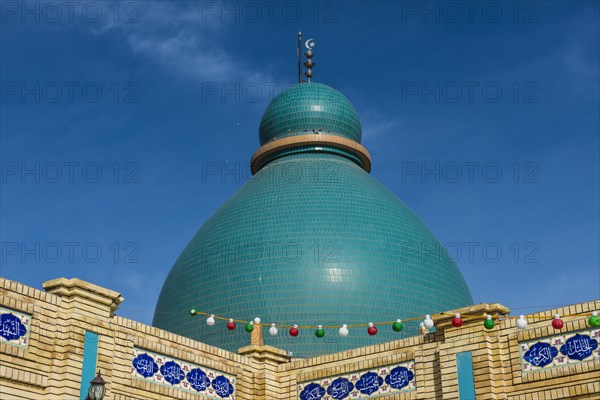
85;370;106;400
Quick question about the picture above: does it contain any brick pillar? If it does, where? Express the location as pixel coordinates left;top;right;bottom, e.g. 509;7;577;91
42;278;123;400
238;345;291;399
436;303;511;400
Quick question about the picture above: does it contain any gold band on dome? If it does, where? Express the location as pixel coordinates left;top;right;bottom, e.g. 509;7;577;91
251;133;371;174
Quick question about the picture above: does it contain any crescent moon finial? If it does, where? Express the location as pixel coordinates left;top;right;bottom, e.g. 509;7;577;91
303;38;316;82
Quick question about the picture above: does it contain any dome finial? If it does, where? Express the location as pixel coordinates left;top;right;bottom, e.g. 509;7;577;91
303;37;316;82
297;32;302;83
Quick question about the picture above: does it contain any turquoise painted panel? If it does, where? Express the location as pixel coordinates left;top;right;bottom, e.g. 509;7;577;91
456;351;476;400
80;331;99;400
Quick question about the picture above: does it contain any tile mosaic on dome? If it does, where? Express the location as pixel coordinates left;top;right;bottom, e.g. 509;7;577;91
258;83;362;145
519;328;600;373
153;154;474;358
0;306;31;348
131;347;235;399
297;360;415;399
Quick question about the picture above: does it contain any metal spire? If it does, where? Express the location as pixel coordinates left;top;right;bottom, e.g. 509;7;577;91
297;32;302;83
303;38;315;82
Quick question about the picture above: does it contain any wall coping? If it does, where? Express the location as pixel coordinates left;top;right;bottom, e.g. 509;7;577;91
238;345;291;364
43;277;124;315
436;302;511;331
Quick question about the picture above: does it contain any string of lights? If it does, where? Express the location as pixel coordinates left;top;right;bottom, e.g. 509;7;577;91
188;308;600;338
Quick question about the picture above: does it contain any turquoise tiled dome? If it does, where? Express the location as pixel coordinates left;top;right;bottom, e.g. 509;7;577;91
258;83;362;145
153;84;473;358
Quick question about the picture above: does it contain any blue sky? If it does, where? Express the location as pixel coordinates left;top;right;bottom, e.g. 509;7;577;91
1;1;598;325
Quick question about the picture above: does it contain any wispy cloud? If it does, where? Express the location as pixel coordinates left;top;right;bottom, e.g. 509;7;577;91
93;2;273;84
360;108;401;154
362;114;399;139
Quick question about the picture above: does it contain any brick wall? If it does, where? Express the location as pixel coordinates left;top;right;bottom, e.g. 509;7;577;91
1;277;598;399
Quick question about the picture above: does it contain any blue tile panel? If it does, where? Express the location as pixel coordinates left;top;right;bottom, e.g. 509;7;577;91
79;331;99;400
0;307;31;348
519;328;600;373
153;153;473;358
131;347;235;399
456;351;476;400
258;83;362;145
298;360;416;399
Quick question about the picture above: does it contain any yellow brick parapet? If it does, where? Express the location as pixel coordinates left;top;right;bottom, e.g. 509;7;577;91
1;277;599;399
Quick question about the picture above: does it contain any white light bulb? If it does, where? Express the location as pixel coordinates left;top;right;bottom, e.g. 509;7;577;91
269;323;278;336
516;315;527;330
206;314;215;326
339;324;349;337
423;314;434;329
254;317;261;324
